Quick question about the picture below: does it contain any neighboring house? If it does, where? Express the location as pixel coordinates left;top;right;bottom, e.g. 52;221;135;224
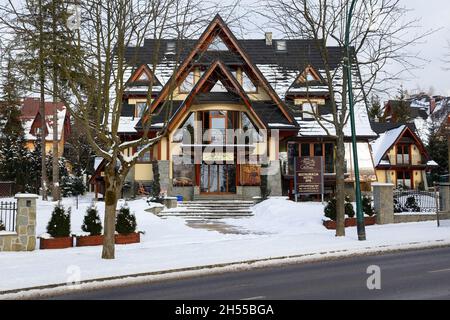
91;15;377;200
370;122;437;189
19;97;71;156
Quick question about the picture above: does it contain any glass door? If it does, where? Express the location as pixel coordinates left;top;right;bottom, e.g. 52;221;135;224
200;164;236;193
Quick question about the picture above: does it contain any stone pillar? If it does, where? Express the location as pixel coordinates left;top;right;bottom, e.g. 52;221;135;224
157;160;171;196
0;194;38;252
372;183;394;224
266;160;283;196
439;183;450;212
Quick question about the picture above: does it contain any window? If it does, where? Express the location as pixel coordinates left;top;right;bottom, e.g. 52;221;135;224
324;143;334;173
211;80;227;92
287;142;335;174
207;37;229;51
179;72;194;93
302;103;317;119
136;145;151;163
306;71;315;82
135;102;147;118
396;145;410;165
276;40;286;51
137;72;149;81
241;112;263;143
172;113;195;144
287;143;299;175
242;72;256;92
172;161;195;186
397;170;412;189
166;41;175;54
300;144;310;157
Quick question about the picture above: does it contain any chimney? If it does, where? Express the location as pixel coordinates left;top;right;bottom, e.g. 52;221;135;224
265;32;272;46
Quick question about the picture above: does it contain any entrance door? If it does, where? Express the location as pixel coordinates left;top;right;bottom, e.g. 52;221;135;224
200;164;236;193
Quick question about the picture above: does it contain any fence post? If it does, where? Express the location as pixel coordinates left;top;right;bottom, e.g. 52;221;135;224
372;183;394;224
439;183;450;212
14;193;38;251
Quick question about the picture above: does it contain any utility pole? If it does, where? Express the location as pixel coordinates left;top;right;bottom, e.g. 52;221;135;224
344;0;366;240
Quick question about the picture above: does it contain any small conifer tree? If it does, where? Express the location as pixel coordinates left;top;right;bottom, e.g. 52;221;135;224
116;205;137;234
47;204;71;237
81;205;102;236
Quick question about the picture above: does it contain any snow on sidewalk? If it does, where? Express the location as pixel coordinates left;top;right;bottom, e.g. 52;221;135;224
1;195;450;293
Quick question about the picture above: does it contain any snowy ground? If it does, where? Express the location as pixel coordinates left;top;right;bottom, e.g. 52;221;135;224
1;194;450;294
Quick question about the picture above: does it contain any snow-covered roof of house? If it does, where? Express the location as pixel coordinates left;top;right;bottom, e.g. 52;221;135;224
20;98;68;142
371;125;406;166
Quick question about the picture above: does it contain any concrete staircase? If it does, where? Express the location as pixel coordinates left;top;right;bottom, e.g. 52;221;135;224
158;200;254;219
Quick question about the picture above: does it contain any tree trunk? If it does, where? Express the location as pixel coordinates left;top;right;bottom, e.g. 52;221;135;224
38;0;48;201
52;105;60;200
101;164;123;259
51;0;60;201
335;131;346;236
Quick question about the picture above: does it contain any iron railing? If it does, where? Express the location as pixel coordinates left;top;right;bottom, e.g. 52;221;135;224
0;201;17;232
393;189;439;213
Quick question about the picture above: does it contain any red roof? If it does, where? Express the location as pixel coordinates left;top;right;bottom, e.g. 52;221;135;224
20;98;65;120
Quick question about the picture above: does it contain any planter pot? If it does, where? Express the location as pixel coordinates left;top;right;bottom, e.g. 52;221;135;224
323;216;376;230
76;235;104;247
115;232;140;244
40;236;73;249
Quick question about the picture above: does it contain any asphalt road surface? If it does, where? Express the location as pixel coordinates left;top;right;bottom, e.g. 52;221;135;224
51;246;450;300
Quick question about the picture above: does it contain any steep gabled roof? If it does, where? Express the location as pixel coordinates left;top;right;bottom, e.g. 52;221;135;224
371;125;430;167
126;64;162;87
144;14;295;126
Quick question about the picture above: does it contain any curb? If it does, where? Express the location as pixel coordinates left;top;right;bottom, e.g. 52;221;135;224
2;239;450;299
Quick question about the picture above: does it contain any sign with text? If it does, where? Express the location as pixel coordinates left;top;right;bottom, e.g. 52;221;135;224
295;156;324;195
203;152;234;162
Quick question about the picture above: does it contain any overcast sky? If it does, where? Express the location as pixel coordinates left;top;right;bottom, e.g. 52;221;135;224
1;0;448;98
229;0;450;98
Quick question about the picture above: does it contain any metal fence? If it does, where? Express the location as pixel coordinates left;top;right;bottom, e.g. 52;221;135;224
0;201;17;232
393;189;439;213
0;181;15;197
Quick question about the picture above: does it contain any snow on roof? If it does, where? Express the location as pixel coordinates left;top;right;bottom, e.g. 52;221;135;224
118;116;139;133
371;125;405;166
427;160;439;166
20;98;68;142
94;157;103;171
256;64;298;98
414;117;432;145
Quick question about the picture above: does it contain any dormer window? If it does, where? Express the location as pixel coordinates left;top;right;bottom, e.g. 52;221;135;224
276;40;286;51
166;41;175;54
306;71;315;82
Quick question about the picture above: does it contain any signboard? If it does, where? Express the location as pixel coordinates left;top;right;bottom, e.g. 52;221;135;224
203;152;234;162
295;156;324;195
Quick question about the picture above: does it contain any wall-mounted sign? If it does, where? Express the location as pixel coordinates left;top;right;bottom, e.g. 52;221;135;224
203;152;234;162
295;156;324;195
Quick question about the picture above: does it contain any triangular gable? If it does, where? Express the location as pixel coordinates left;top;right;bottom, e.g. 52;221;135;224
168;60;265;131
127;64;161;86
372;125;430;166
295;65;324;84
146;14;295;125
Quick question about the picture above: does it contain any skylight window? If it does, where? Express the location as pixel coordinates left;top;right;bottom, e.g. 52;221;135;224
166;41;175;54
276;40;287;51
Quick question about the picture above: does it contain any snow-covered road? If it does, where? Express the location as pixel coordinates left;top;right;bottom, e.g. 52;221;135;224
1;195;450;293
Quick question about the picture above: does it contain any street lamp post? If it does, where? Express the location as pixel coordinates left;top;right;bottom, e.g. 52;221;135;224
345;0;366;241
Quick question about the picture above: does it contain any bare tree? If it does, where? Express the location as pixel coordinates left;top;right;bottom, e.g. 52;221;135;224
263;0;431;236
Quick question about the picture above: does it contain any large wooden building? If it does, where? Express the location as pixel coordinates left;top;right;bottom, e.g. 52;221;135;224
92;15;378;200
